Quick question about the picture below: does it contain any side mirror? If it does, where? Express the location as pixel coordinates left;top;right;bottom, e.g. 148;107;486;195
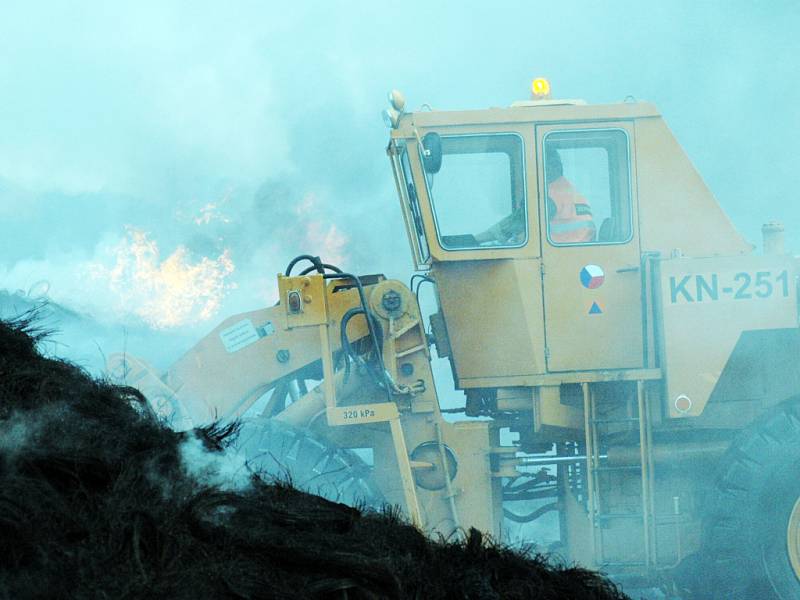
421;132;442;174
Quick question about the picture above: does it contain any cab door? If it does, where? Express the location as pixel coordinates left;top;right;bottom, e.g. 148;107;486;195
537;124;644;372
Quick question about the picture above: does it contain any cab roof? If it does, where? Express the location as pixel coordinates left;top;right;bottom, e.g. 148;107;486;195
393;101;661;137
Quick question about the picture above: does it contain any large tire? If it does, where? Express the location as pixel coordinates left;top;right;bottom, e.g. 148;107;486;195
234;419;384;509
698;399;800;599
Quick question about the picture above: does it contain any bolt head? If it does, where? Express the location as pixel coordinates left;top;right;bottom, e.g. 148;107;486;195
381;290;402;313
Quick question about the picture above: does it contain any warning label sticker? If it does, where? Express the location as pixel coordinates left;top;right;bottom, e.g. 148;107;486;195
219;319;261;353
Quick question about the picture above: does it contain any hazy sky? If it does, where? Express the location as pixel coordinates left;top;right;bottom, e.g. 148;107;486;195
1;1;798;365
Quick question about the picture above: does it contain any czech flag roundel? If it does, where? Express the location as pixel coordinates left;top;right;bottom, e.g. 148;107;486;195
580;264;605;289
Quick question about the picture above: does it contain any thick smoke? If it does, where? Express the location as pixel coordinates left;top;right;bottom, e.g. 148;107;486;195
179;430;252;492
0;6;798;597
4;4;796;327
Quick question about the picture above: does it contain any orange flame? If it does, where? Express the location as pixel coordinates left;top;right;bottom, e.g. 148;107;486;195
91;227;236;329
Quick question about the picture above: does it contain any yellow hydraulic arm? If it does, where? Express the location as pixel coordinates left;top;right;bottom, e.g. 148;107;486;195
108;273;377;428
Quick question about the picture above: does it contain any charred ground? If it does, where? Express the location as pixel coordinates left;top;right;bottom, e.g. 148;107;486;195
0;316;629;600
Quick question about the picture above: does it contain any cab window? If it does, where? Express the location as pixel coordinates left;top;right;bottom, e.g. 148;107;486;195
543;129;631;246
424;133;526;250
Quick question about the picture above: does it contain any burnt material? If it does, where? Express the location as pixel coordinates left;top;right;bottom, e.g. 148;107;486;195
0;314;629;600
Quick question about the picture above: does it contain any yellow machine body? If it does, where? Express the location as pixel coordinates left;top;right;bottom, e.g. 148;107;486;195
111;89;800;595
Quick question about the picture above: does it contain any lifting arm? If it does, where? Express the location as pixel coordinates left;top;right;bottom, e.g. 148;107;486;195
108;270;380;428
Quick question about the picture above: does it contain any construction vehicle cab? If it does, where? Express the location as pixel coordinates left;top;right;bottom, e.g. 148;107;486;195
388;89;756;378
384;82;800;596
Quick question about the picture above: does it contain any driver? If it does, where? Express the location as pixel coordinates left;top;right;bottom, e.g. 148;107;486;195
546;150;596;243
474;150;595;245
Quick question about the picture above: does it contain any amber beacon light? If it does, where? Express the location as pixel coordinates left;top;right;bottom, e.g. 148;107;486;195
531;77;551;99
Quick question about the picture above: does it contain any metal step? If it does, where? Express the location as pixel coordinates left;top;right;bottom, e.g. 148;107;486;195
593;464;641;472
592;417;640;425
583;379;657;573
596;512;644;521
601;561;647;568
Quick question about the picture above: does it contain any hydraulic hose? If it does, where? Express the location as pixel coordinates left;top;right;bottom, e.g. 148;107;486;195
340;307;384;385
284;257;389;396
299;263;343;276
285;255;343;276
323;272;391;397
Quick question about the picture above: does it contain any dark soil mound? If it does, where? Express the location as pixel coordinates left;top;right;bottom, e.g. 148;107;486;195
0;315;630;600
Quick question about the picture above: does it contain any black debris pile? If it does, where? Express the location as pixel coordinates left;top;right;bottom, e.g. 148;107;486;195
0;315;630;600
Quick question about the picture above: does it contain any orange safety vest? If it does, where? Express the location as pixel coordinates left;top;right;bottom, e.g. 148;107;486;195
547;176;596;243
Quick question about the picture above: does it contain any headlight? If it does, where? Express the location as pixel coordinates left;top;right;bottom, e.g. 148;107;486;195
382;107;400;129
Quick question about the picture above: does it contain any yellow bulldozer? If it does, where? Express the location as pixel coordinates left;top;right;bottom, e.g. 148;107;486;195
109;79;800;598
